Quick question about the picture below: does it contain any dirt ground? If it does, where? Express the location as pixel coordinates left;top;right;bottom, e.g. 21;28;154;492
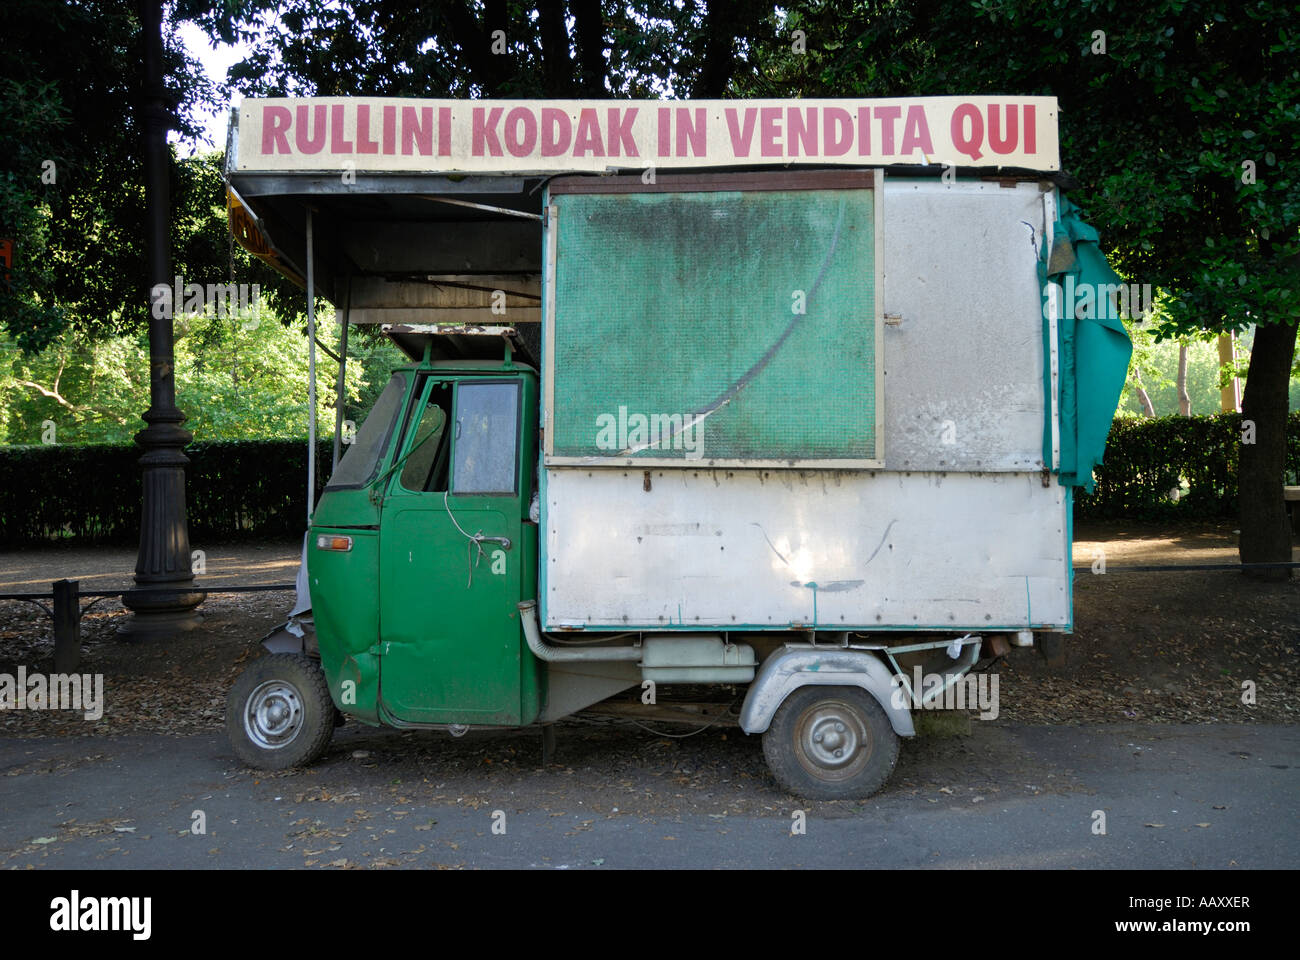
0;521;1296;738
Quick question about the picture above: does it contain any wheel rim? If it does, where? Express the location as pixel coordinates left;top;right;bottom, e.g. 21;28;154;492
793;698;873;783
243;679;305;750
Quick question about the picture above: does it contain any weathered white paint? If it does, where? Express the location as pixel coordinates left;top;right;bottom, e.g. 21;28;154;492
543;468;1069;630
542;176;1069;632
881;179;1048;472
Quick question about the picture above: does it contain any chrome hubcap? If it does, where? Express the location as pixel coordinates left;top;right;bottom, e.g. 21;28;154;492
244;680;305;750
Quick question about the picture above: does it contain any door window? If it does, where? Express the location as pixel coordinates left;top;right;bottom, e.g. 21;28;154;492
399;382;452;492
326;374;405;489
452;381;521;495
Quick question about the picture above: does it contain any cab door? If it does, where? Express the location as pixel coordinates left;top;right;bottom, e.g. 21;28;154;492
378;376;526;725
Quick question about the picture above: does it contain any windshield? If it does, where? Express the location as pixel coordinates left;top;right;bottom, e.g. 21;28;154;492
325;374;406;489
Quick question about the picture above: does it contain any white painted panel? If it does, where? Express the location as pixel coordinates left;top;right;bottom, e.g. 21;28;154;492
881;179;1047;471
544;468;1069;630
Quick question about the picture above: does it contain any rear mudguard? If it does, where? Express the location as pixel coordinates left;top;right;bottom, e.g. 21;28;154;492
739;644;914;737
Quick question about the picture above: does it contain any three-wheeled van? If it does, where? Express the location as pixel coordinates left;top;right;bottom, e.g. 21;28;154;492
223;96;1131;798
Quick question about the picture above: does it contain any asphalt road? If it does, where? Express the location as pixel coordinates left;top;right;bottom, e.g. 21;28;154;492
1;721;1296;869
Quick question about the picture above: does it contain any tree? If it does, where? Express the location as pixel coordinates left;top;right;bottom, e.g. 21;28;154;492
0;1;234;351
188;0;779;100
1177;343;1192;416
741;0;1299;576
0;288;403;445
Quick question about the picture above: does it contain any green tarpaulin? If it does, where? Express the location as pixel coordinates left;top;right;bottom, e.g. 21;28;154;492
1041;196;1133;491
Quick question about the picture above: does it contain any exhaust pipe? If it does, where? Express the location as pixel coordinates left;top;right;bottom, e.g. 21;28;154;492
517;600;642;663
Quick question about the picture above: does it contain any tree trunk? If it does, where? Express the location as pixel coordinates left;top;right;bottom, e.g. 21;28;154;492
1176;342;1191;415
1238;319;1298;580
1218;332;1240;412
538;1;572;95
570;0;608;96
1136;385;1156;418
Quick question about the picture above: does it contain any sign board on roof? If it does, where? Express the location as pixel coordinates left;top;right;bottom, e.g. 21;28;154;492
234;96;1059;174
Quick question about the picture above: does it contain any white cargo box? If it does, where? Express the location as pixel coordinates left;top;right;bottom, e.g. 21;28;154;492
540;175;1078;632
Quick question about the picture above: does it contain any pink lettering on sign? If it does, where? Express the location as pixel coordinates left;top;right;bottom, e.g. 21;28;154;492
608;108;638;157
438;107;452;157
823;107;852;156
874;105;901;154
248;97;1049;166
473;107;504;157
330;104;353;153
262;106;292;154
900;105;934;155
382;105;397;154
676;107;706;157
356;105;379;154
759;106;782;157
504;106;537;157
541;108;571;157
725;107;757;156
951;103;984;161
789;107;817;156
295;104;326;154
988;103;1018;154
402;106;433;156
573;108;604;157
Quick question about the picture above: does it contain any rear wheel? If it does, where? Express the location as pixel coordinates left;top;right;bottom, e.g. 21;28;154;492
762;685;899;800
226;654;335;770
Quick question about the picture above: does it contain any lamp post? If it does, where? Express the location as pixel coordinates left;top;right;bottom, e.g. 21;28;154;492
120;0;204;635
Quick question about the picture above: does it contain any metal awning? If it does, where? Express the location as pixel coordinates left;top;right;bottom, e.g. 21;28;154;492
382;323;537;368
225;170;546;317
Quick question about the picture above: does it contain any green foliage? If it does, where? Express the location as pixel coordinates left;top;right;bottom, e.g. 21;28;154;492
741;0;1300;339
1120;323;1300;416
0;1;229;351
1076;412;1300;520
190;0;781;99
0;299;405;445
0;439;332;546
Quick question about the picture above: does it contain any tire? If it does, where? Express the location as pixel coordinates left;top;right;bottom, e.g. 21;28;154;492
226;654;336;770
762;685;900;801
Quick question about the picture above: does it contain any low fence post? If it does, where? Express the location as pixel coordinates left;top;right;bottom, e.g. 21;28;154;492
53;579;79;673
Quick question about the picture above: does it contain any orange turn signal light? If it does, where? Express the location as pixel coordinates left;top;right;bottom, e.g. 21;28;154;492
316;534;353;552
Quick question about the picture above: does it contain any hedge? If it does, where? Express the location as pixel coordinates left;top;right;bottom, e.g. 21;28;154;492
1075;412;1300;520
0;415;1296;545
0;439;330;546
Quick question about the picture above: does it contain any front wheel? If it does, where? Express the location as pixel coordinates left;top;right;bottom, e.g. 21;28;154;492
226;654;336;770
762;686;899;800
